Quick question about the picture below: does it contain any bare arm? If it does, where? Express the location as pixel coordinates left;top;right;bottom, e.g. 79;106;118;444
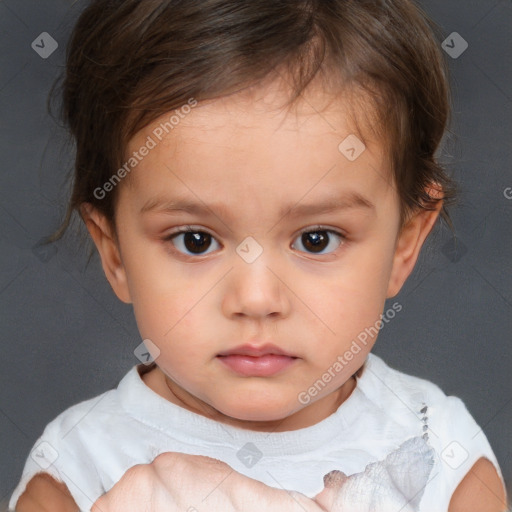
448;458;508;512
15;473;79;512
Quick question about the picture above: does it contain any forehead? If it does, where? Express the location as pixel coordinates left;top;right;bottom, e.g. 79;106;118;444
123;78;393;216
152;78;379;148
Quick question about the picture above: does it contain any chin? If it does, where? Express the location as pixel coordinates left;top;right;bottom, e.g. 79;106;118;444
217;396;298;424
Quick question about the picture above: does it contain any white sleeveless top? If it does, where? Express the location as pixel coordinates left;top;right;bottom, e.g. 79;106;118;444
9;353;504;511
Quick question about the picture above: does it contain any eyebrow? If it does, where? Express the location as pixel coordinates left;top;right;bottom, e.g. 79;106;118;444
140;192;375;220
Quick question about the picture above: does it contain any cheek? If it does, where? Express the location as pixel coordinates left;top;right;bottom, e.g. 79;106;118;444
127;271;221;371
132;298;214;380
123;254;198;343
296;241;396;348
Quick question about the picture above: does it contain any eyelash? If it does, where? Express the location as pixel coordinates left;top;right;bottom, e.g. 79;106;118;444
163;225;346;258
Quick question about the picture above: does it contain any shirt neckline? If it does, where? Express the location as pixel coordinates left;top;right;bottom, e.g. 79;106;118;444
117;354;377;455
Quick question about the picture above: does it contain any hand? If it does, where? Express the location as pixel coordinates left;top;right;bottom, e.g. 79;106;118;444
91;451;328;512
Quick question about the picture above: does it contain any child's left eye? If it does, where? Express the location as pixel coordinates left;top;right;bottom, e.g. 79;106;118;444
291;228;345;255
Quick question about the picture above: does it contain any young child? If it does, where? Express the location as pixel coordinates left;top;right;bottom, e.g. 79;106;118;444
9;0;507;511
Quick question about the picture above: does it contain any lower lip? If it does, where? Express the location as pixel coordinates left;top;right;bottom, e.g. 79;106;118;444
217;354;297;377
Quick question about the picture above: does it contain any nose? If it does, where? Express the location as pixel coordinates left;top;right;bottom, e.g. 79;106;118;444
221;248;291;321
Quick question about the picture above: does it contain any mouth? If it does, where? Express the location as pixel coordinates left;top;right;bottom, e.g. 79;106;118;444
217;343;296;358
216;343;298;377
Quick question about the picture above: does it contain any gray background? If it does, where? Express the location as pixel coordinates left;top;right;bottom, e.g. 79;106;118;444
0;0;511;508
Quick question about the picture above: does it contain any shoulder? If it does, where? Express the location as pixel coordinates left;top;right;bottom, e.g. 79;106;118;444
359;353;452;419
361;354;494;432
360;354;507;511
32;366;139;442
9;368;138;511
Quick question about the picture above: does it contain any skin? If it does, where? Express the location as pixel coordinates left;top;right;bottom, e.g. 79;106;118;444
85;80;414;432
17;78;507;511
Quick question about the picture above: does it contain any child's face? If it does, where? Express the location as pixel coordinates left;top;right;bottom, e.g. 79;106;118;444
86;79;438;431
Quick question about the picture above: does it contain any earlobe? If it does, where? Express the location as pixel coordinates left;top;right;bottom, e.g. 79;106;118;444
387;201;442;298
80;203;132;304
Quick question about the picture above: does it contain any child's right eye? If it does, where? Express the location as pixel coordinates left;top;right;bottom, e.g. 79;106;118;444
165;227;221;256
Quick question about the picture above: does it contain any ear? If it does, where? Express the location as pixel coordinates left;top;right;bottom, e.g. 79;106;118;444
387;199;442;298
80;203;132;304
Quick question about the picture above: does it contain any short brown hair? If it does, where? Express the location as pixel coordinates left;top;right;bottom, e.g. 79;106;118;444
52;0;456;243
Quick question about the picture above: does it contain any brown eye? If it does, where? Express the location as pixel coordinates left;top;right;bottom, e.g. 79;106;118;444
292;229;344;255
302;231;328;253
168;229;220;256
183;232;212;253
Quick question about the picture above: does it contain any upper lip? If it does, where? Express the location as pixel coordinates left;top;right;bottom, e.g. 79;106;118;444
217;343;297;358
